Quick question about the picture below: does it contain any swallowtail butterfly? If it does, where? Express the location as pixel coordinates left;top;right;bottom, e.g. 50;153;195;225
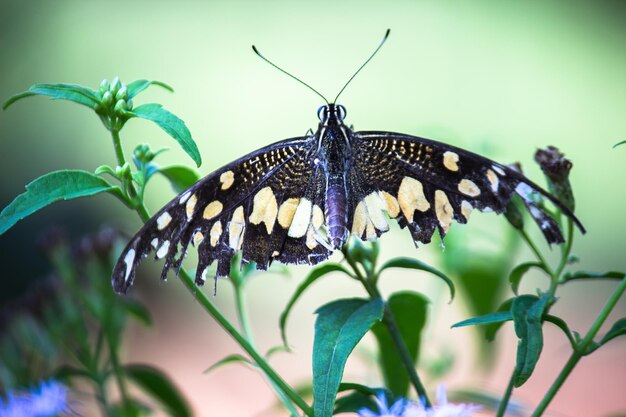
112;30;584;294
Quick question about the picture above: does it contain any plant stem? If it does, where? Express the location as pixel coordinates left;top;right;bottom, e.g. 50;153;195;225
531;275;626;416
232;283;300;416
234;286;255;345
344;249;431;406
496;369;516;417
176;268;313;416
107;335;131;408
111;129;126;166
382;302;431;406
520;229;552;276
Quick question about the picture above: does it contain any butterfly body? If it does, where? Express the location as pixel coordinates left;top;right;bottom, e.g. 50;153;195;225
112;103;584;294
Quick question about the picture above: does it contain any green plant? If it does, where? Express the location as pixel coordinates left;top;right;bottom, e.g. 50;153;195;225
1;78;625;417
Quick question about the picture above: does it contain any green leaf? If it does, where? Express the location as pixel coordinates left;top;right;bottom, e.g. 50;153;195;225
124;364;192;417
313;298;384;417
157;165;200;194
121;299;152;327
371;292;428;396
509;262;545;295
279;263;351;347
544;314;576;348
204;354;254;374
334;385;395;416
53;365;94;383
379;257;455;301
613;140;626;148
599;318;626;348
129;104;201;167
0;170;118;235
561;271;625;283
3;83;100;110
512;294;550;387
126;79;174;99
485;298;515;342
452;311;512;328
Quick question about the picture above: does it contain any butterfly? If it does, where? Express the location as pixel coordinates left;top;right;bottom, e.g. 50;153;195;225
112;30;585;294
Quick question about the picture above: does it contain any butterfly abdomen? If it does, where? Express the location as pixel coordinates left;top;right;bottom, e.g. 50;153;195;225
325;179;348;249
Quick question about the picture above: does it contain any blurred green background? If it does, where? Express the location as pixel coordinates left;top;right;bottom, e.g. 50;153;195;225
1;1;625;416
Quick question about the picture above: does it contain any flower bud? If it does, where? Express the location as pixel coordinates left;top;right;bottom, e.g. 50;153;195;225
102;90;113;107
534;146;574;210
99;79;110;95
110;76;121;95
134;144;150;160
115;86;128;101
115;163;130;178
114;99;128;115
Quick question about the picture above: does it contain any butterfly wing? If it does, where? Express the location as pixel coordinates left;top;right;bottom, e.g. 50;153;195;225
347;131;584;246
112;135;331;294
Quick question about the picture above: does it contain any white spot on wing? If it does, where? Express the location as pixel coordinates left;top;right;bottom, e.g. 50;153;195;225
156;240;170;259
124;249;136;283
179;191;191;204
156;212;172;230
492;165;506;176
151;238;159;248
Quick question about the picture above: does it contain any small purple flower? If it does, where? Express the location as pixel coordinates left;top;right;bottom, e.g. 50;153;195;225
0;379;69;417
405;385;481;417
358;392;408;417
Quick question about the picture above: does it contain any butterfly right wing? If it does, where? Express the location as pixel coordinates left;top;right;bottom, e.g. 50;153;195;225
112;135;331;294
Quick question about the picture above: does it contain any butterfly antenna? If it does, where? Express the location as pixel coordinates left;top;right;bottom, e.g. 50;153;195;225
334;29;390;103
252;45;329;105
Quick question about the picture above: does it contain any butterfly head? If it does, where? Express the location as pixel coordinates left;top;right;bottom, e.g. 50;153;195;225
317;104;347;126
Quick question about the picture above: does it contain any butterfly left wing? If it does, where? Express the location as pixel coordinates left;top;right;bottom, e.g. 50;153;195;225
346;131;584;246
112;135;332;294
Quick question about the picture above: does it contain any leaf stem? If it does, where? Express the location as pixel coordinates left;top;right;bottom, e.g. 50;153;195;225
495;369;516;417
531;274;626;416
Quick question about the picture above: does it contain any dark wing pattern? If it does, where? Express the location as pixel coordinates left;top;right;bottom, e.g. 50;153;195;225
112;135;331;294
347;131;584;246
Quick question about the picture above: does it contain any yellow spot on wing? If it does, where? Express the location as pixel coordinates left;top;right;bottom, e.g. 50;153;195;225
306;225;317;249
434;190;453;233
378;191;400;218
486;169;499;192
461;200;473;220
288;198;312;238
210;221;222;247
193;232;204;245
364;192;389;231
278;198;300;228
458;179;481;197
249;187;278;234
312;205;324;230
398;177;430;223
220;170;235;190
185;194;197;220
228;207;245;250
443;151;459;171
351;201;368;237
203;201;224;219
